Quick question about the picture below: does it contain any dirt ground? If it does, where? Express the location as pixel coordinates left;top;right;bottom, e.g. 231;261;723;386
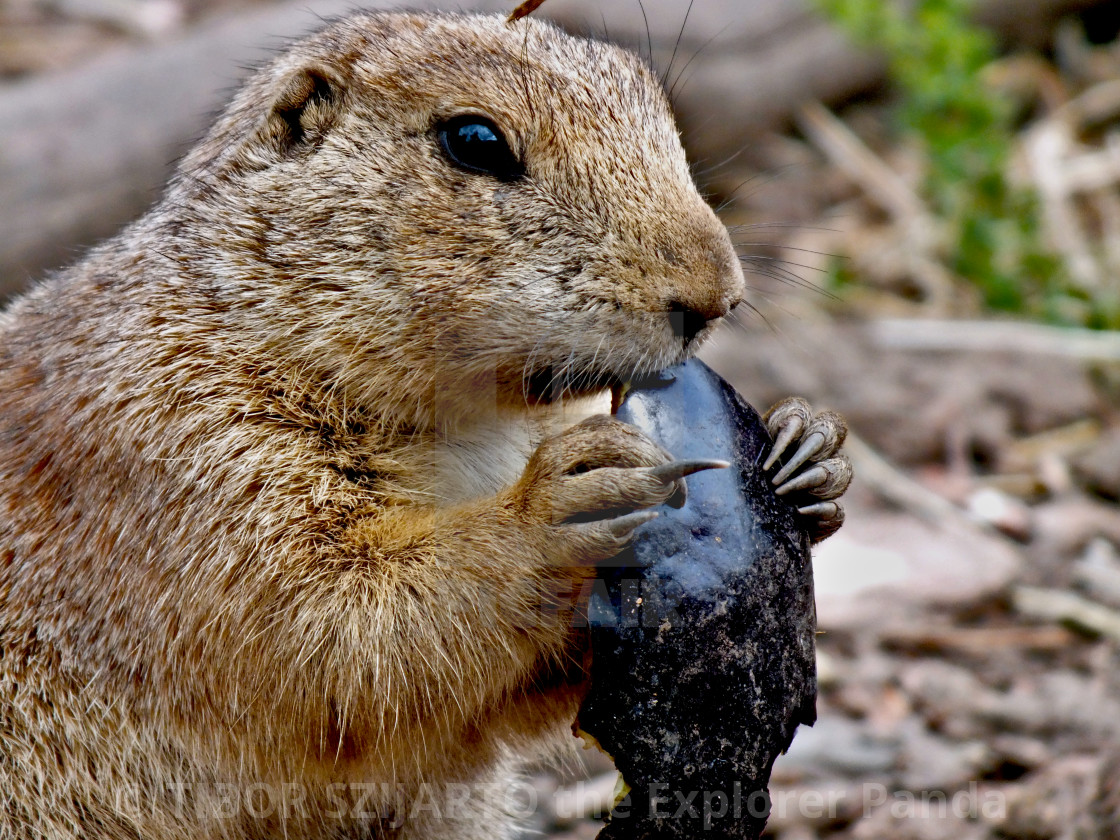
4;0;1120;837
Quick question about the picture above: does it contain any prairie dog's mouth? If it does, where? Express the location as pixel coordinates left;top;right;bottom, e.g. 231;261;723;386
520;358;683;405
610;381;629;415
521;366;625;405
515;320;689;406
500;348;670;407
611;368;679;414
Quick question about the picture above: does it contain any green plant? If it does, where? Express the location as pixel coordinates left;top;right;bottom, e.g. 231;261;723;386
815;0;1118;328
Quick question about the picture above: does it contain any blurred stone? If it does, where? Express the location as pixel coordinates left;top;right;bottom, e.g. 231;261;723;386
775;827;818;840
894;718;992;792
967;487;1034;540
812;512;1023;631
853;799;993;840
1074;537;1120;607
987;734;1053;774
1037;452;1075;496
774;716;900;778
1074;428;1120;501
996;755;1103;838
51;0;184;37
815;648;843;688
766;779;864;832
1031;495;1120;560
976;671;1120;740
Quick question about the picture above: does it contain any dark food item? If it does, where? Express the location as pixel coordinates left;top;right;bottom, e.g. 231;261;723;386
577;359;816;839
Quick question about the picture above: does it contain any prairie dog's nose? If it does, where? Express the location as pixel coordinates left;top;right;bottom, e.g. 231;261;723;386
663;241;744;345
667;301;723;346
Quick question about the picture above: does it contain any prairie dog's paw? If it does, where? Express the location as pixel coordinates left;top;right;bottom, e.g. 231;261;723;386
763;397;852;543
516;415;726;566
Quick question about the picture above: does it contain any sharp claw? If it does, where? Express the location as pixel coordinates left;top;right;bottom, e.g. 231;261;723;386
605;509;659;538
763;398;811;469
771;431;826;486
797;501;839;517
649;459;730;484
651;459;728;509
763;423;801;471
775;464;828;496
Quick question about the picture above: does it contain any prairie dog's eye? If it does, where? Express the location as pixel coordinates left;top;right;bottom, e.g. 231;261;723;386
436;115;524;181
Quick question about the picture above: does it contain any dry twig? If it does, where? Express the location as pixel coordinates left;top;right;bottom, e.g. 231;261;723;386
870;318;1120;362
1013;585;1120;643
796;101;955;311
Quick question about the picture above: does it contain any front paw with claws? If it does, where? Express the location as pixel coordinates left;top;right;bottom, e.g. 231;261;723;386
763;397;852;543
515;415;727;568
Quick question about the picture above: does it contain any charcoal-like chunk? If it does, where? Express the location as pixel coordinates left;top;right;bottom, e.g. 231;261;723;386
576;359;816;839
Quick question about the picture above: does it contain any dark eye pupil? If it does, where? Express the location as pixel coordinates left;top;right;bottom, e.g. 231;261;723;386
438;115;524;181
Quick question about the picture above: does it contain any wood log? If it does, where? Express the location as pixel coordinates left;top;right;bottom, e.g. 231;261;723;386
0;0;409;299
0;0;1113;298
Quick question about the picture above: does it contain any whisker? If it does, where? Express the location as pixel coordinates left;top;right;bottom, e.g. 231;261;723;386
727;299;774;332
740;254;828;274
733;242;843;261
727;222;840;234
668;25;725;103
661;0;696;91
711;164;808;213
739;262;840;301
736;284;820;326
692;141;751;179
635;0;654;68
739;258;813;286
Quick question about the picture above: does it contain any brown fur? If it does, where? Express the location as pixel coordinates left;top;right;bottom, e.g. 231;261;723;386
0;11;744;839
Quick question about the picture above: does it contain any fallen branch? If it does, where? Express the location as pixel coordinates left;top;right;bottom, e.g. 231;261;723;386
869;318;1120;362
880;623;1078;654
843;432;979;531
1013;585;1120;643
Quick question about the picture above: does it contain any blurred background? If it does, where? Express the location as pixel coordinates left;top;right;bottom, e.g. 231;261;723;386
4;0;1120;836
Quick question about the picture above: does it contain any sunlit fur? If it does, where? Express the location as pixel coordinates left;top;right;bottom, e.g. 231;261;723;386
0;12;744;839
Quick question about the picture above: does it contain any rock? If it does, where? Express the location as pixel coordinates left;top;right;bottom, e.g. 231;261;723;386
1073;428;1120;501
812;513;1023;631
966;487;1034;541
774;716;900;778
577;359;815;839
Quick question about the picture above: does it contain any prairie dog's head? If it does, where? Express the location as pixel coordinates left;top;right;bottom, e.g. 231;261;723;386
168;12;745;423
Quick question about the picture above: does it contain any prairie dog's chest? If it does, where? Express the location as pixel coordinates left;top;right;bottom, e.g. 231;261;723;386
429;423;535;503
425;392;612;504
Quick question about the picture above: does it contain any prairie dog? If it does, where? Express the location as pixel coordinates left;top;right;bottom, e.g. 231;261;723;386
0;10;848;839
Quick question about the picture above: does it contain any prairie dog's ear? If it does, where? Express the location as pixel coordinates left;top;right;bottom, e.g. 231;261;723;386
260;65;343;154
